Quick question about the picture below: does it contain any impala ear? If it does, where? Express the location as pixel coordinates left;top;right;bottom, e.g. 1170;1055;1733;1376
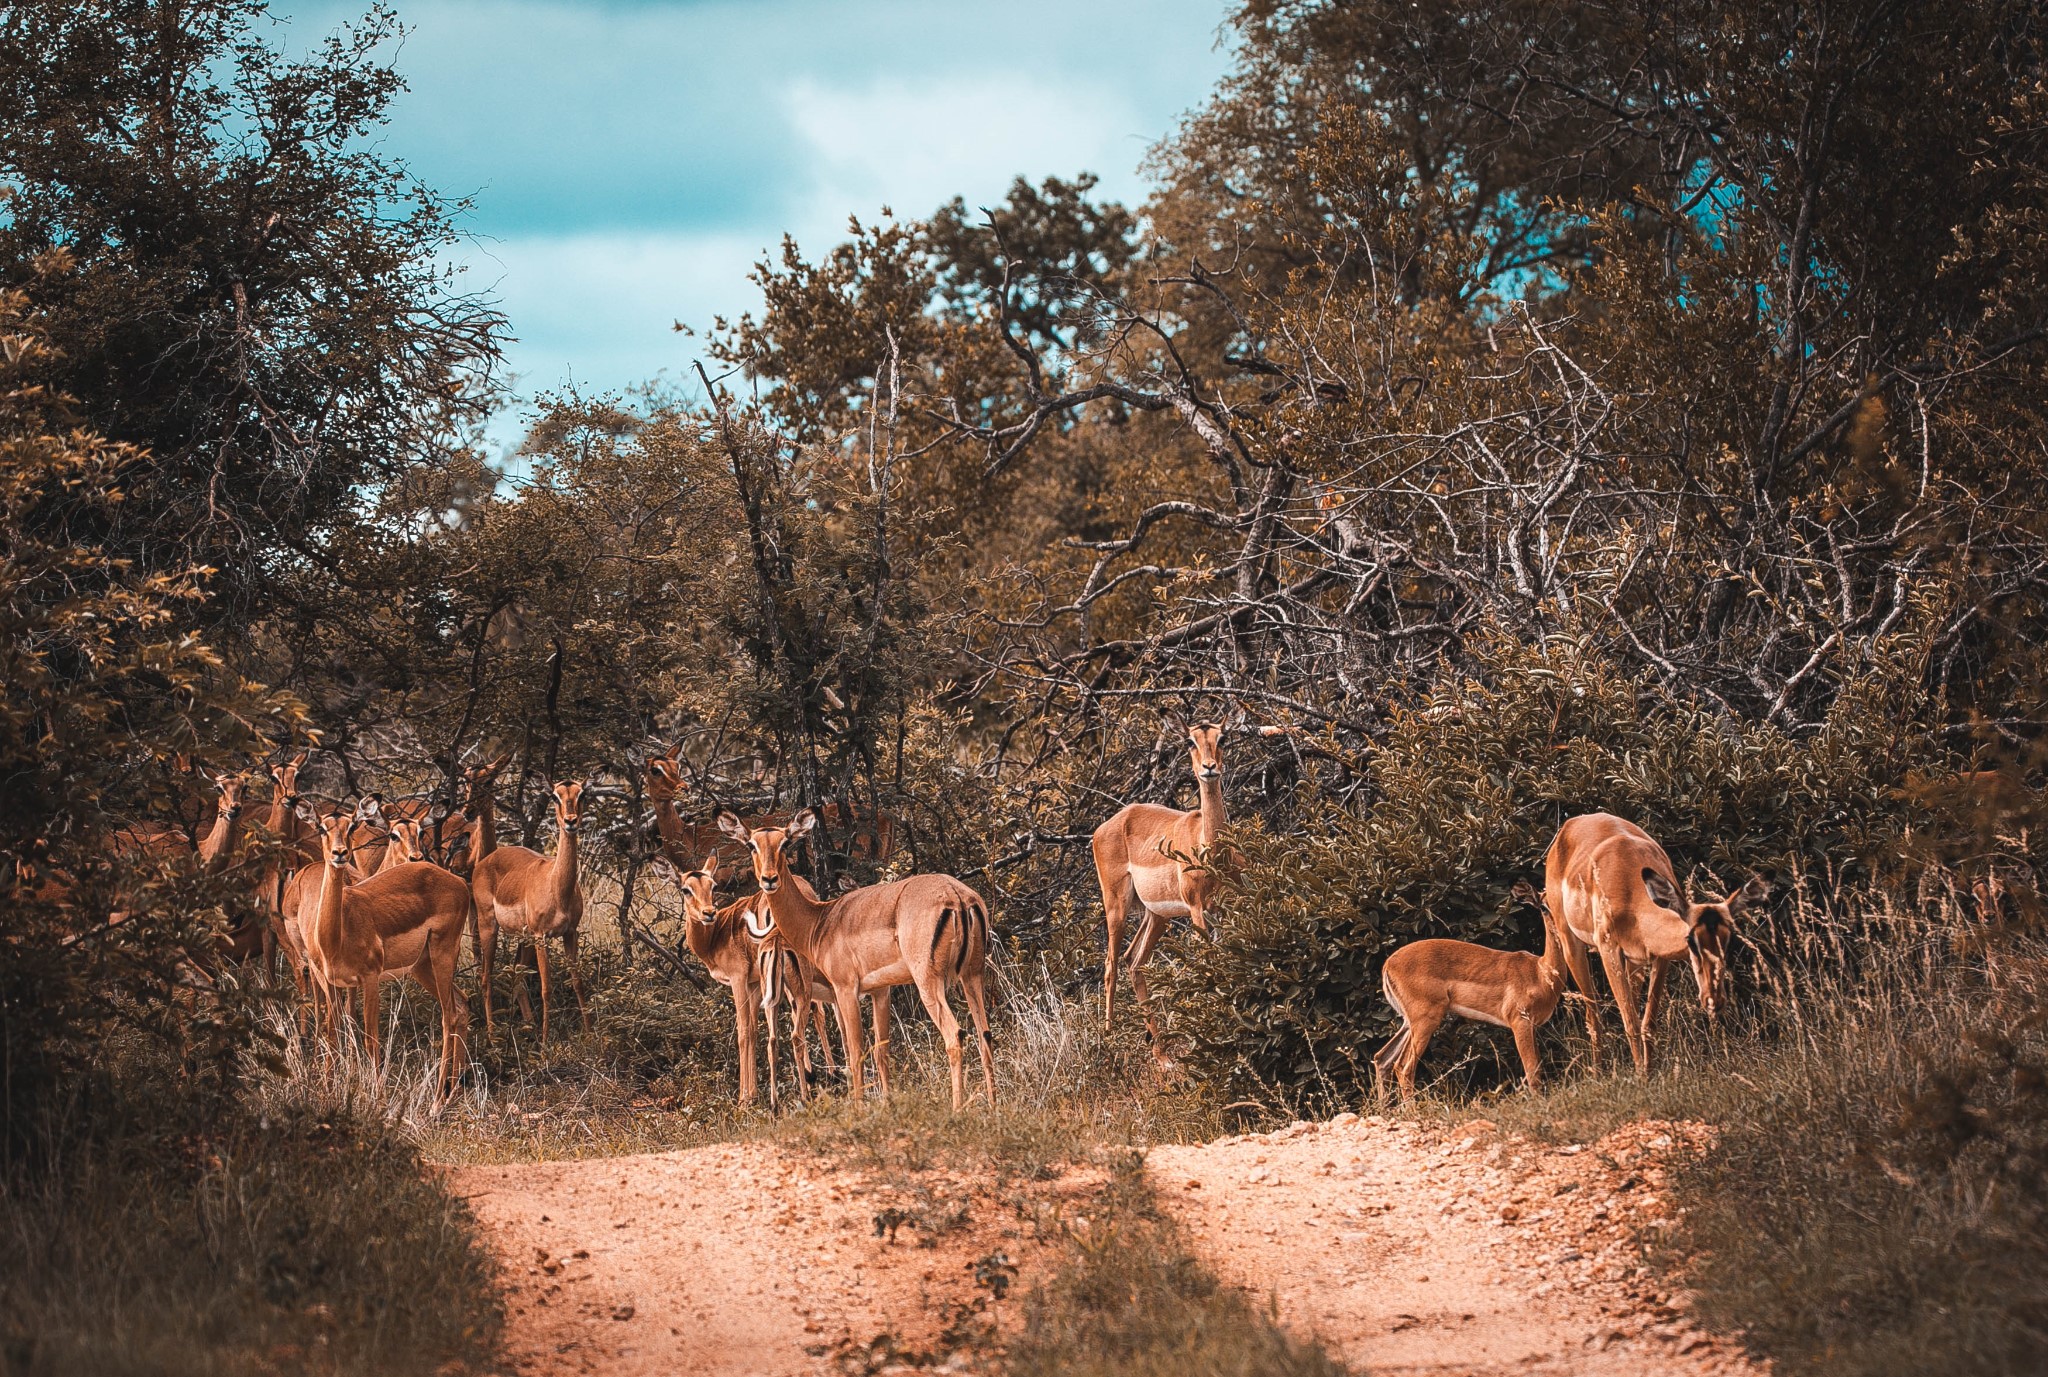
293;799;318;824
786;808;818;840
715;810;749;842
428;800;451;822
1730;873;1771;916
1642;867;1683;912
701;853;722;881
1509;879;1542;908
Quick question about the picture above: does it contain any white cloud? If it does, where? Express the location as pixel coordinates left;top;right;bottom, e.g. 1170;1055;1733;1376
459;228;768;453
783;73;1154;230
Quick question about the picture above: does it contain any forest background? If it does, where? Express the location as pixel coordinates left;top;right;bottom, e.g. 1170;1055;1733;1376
4;2;2047;1375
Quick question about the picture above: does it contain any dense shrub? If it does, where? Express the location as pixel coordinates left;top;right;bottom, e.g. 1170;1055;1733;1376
1165;637;1957;1109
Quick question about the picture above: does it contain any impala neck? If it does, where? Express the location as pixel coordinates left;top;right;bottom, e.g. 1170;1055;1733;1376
314;848;350;962
1194;773;1226;845
650;788;685;848
200;807;242;873
467;789;496;872
550;818;579;901
682;904;720;961
762;871;829;956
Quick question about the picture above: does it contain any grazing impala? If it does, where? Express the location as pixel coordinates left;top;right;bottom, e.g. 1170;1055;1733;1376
1540;813;1767;1075
302;801;471;1096
719;808;995;1110
471;781;588;1042
656;854;836;1106
1374;895;1570;1098
1092;722;1250;1052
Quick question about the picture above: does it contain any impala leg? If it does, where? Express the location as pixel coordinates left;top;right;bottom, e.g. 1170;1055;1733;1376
961;967;996;1107
562;926;591;1033
912;967;967;1112
1124;911;1171;1061
360;976;383;1094
812;997;839;1074
1396;1008;1442;1098
835;987;866;1101
1099;868;1131;1032
1554;922;1605;1066
1641;957;1671;1067
1511;1012;1544;1092
758;954;782;1108
731;975;759;1106
534;938;552;1045
474;904;498;1036
869;991;894;1100
1598;946;1649;1076
513;939;537;1026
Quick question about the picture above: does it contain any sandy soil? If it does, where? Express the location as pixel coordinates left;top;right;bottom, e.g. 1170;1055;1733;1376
449;1142;1077;1376
1151;1113;1764;1376
451;1115;1765;1376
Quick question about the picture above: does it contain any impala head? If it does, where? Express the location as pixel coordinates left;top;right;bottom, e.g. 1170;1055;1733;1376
659;852;722;924
213;772;249;821
645;745;687;802
464;751;511;798
552;781;584;835
385;818;427;865
718;807;813;895
269;752;307;803
314;798;381;867
1187;723;1224;782
1641;868;1769;1020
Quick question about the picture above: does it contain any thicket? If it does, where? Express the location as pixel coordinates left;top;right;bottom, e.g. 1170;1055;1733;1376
6;1;2048;1373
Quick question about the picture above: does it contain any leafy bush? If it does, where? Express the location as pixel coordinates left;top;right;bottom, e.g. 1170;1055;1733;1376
1165;637;1955;1110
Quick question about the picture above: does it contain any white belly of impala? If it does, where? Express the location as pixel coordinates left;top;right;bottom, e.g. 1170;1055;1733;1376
1130;863;1186;915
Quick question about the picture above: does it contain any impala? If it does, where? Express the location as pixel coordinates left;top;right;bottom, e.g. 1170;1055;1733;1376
719;808;995;1110
1091;722;1250;1053
656;854;836;1106
645;742;900;863
302;801;471;1096
1539;813;1767;1075
1374;904;1570;1098
471;781;588;1042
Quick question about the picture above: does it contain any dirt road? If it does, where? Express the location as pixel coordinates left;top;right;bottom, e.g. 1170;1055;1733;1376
1152;1113;1761;1375
450;1115;1764;1376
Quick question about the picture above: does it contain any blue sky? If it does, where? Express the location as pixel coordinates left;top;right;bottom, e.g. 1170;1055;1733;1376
273;0;1237;451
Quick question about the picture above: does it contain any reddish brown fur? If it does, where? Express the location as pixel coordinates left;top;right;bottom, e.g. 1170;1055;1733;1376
471;781;588;1042
1374;932;1568;1097
306;808;471;1097
1540;813;1765;1075
1091;724;1228;1054
721;809;994;1111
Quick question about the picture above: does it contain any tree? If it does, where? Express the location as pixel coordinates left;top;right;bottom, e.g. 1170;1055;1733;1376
0;0;505;626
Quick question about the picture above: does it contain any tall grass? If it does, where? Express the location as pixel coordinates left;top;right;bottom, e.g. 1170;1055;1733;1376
0;1042;501;1377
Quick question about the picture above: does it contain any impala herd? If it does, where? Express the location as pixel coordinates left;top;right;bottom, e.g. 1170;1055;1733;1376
102;721;1766;1110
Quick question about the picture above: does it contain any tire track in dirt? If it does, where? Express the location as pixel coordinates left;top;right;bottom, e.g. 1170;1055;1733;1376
1149;1113;1765;1376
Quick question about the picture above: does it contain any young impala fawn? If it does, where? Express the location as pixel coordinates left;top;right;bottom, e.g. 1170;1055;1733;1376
302;801;472;1097
1374;890;1570;1098
471;781;588;1042
1540;813;1768;1075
